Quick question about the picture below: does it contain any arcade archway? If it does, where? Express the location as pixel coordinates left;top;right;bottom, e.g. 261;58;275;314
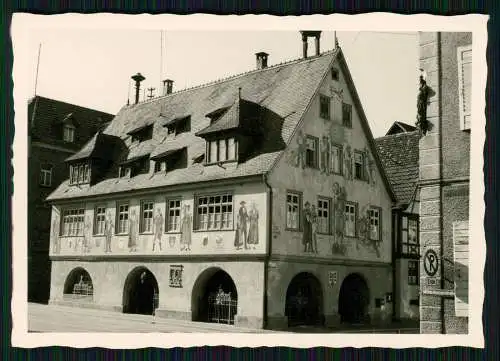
338;273;370;324
63;267;94;300
191;268;238;325
122;267;159;315
285;272;324;327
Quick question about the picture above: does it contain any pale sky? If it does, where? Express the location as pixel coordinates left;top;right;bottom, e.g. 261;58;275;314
25;29;419;138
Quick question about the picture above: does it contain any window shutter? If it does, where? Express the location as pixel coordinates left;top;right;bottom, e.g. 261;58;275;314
453;221;469;317
457;46;472;131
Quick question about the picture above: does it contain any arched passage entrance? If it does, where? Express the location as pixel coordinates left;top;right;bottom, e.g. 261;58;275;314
191;268;238;325
338;273;370;324
122;267;159;315
63;267;94;300
285;272;324;327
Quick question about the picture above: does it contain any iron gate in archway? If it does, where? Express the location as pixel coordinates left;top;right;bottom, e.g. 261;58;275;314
207;288;237;325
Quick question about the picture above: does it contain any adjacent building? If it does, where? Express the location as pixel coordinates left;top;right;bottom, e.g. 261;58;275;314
417;32;471;333
46;32;398;329
376;122;420;322
28;96;114;303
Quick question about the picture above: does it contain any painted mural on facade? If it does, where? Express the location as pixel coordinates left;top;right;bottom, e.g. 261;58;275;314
51;213;61;254
180;205;192;251
234;201;249;250
331;182;347;256
128;211;139;252
104;212;114;253
153;209;164;251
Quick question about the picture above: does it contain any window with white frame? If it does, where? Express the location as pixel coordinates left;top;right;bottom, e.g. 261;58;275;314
140;201;154;233
305;136;319;168
330;144;342;175
344;202;356;237
69;163;90;185
39;164;52;187
286;192;301;230
457;45;472;131
317;198;331;234
408;260;419;285
196;194;233;230
401;214;419;255
63;124;75;142
61;208;85;236
94;206;106;235
116;203;129;234
369;207;381;241
207;138;237;163
167;199;181;232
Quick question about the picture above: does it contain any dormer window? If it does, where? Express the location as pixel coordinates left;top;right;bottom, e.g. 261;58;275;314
119;166;131;178
69;162;90;185
127;124;153;143
151;148;188;173
64;124;75;142
119;154;150;178
207;137;237;164
165;116;191;136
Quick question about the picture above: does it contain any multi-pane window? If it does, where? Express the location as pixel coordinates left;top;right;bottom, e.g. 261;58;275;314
317;198;331;234
457;45;472;130
342;102;352;128
94;206;106;235
369;208;381;241
61;208;85;236
207;138;237;163
408;260;419;285
69;163;90;185
305;136;319;168
320;95;330;119
344;202;356;237
330;144;342;175
401;214;419;255
63;124;75;142
286;192;301;230
116;203;129;234
196;194;233;230
40;165;52;187
167;199;182;232
141;201;154;233
354;151;365;180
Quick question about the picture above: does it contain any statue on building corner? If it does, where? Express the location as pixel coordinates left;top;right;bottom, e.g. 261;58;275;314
416;69;431;136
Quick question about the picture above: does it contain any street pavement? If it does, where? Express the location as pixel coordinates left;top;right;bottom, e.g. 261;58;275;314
28;303;419;333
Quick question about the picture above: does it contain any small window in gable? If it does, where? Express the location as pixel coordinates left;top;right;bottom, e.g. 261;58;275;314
40;164;53;187
331;67;339;81
457;45;472;131
320;95;331;120
305;135;319;168
63;124;75;142
354;150;365;180
342;102;352;128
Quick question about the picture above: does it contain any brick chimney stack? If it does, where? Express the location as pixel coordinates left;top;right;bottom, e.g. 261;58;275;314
131;73;145;104
300;31;322;58
163;79;174;95
256;52;269;70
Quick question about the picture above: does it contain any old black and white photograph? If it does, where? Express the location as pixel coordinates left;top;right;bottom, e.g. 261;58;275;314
11;14;487;348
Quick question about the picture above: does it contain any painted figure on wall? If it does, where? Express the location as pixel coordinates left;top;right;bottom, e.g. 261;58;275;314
302;202;314;253
104;212;113;253
295;130;307;169
311;204;318;253
180;205;192;251
332;182;347;256
169;236;176;248
356;206;381;258
320;136;330;174
364;146;376;186
153;209;164;251
83;216;92;253
202;235;209;246
234;201;249;250
247;202;259;249
51;215;60;254
343;145;353;180
128;210;138;252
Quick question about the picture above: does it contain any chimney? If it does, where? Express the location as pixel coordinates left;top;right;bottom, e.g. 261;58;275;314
300;30;322;58
163;79;174;95
255;52;269;70
131;73;145;104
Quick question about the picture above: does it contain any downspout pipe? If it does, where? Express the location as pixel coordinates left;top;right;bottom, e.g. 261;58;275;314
262;172;273;330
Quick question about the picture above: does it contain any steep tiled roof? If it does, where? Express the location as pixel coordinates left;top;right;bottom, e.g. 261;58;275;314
385;121;417;136
47;50;339;201
28;96;114;149
375;131;420;206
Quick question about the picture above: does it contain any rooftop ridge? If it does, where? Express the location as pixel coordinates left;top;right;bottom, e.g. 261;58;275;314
375;129;420;140
129;48;339;107
32;95;115;117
